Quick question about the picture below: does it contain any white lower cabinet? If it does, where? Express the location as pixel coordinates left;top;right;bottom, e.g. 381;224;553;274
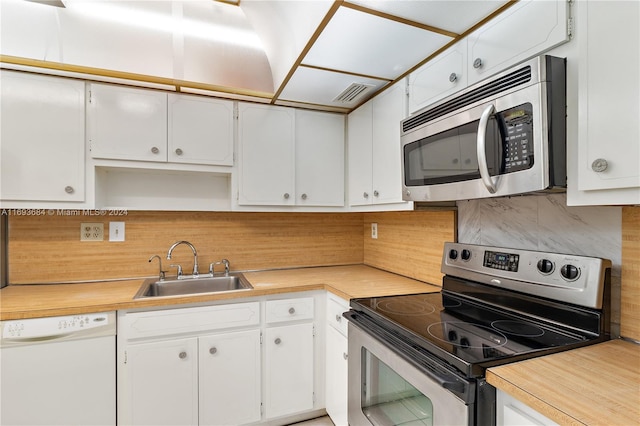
199;329;262;425
325;293;349;426
126;338;199;426
118;294;321;425
496;390;559;426
264;323;315;419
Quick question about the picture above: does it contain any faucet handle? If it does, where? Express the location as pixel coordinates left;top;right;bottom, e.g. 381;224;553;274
170;264;183;278
209;259;231;276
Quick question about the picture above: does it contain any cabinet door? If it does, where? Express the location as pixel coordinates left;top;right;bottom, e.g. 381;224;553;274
296;110;345;206
264;323;314;419
0;71;85;202
576;1;640;196
168;93;234;166
409;41;467;114
238;103;295;205
125;338;198;426
468;0;569;85
199;329;261;425
88;83;167;162
371;82;406;205
325;325;348;426
348;101;374;206
496;390;559;426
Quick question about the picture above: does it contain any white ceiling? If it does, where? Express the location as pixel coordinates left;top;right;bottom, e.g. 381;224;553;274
0;0;513;112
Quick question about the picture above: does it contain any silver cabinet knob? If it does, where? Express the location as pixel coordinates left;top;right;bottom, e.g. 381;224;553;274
274;338;281;345
209;347;217;355
283;193;290;199
151;146;160;154
473;58;483;69
363;192;369;198
175;148;183;156
449;72;457;82
179;351;187;359
288;307;295;315
373;190;379;197
64;186;74;194
343;352;348;360
335;314;342;323
301;193;307;200
591;158;608;173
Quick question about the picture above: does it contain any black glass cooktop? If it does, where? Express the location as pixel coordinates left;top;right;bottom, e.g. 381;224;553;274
348;285;606;377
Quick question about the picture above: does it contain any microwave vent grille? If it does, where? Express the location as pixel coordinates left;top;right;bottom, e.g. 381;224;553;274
403;65;532;133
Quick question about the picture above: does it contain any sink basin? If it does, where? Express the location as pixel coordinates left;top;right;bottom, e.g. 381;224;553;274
134;273;252;299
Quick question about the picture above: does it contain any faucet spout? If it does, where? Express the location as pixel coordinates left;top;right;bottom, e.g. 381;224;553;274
148;254;165;281
166;241;199;277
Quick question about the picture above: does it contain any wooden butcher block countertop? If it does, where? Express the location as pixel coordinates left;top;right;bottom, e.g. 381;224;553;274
0;264;440;320
487;339;640;426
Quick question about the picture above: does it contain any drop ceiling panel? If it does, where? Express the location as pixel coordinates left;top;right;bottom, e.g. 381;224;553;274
303;6;453;80
347;0;510;34
278;66;388;108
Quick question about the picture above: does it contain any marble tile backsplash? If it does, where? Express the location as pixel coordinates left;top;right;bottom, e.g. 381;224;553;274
457;193;622;334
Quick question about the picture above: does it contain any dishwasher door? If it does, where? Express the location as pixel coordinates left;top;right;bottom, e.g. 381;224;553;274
0;312;116;425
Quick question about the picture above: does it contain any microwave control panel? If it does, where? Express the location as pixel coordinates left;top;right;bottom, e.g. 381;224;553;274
501;103;534;173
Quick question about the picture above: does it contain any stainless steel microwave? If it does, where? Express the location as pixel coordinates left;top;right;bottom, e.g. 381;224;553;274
401;55;566;202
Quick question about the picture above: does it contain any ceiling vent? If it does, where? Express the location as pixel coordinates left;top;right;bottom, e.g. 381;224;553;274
333;83;374;103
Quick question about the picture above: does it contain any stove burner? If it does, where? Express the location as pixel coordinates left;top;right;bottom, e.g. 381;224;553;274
374;299;436;316
427;321;508;349
491;320;545;337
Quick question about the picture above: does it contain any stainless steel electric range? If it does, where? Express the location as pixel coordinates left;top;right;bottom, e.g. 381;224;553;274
345;242;611;426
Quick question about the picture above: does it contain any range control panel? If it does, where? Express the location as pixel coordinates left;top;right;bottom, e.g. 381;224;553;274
441;242;611;309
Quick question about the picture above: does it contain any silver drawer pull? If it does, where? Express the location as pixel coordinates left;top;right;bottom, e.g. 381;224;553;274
179;351;187;359
343;352;348;360
64;186;74;194
335;314;342;323
175;148;183;156
288;307;295;315
151;146;160;154
274;338;281;345
209;347;217;355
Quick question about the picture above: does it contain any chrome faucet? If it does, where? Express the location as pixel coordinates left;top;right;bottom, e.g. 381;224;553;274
166;241;199;278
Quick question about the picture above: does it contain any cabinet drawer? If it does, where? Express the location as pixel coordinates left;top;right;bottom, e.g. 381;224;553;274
265;297;314;324
121;302;260;340
327;295;349;337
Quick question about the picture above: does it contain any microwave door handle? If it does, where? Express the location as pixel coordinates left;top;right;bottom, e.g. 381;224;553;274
477;104;497;194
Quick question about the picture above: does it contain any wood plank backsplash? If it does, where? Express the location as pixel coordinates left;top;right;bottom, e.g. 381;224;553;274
621;206;640;341
364;211;457;286
6;210;456;286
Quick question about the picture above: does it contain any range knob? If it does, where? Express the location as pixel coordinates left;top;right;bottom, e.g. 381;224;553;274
448;330;458;342
449;249;458;260
560;264;580;281
461;249;471;261
537;259;554;274
459;337;470;349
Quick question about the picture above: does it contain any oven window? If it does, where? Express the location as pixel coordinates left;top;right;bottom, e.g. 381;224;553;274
361;348;434;426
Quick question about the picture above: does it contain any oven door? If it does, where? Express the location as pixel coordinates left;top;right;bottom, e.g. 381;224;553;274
348;320;471;426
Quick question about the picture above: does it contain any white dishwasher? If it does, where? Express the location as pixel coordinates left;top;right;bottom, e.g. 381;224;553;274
0;311;116;426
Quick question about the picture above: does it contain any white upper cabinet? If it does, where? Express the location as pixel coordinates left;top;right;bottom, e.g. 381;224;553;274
238;103;345;207
238;103;296;206
349;82;407;207
295;110;345;207
88;84;234;167
168;94;234;166
0;70;85;203
408;40;467;114
467;0;570;85
88;83;168;162
569;0;640;205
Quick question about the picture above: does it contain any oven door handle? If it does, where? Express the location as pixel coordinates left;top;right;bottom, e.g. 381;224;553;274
477;103;498;194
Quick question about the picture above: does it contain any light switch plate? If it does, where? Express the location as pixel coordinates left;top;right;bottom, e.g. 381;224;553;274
109;222;125;242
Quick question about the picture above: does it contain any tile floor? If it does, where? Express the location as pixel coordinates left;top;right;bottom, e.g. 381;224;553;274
289;415;335;426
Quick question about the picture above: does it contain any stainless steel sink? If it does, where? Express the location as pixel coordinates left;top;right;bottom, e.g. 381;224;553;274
134;273;252;299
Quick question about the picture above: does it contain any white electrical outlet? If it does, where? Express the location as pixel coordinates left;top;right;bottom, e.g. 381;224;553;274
109;222;125;242
80;223;104;241
371;223;378;239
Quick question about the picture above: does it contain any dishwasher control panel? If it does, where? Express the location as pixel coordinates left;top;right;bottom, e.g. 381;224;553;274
1;312;114;341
